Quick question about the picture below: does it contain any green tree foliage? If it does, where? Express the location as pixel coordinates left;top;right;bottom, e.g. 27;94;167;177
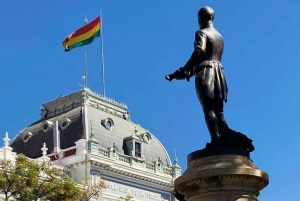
120;195;133;201
79;176;107;201
0;154;82;201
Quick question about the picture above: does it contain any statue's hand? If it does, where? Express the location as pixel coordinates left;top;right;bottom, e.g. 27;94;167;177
165;69;187;82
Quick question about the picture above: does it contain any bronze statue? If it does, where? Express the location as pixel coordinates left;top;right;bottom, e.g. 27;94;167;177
166;6;254;152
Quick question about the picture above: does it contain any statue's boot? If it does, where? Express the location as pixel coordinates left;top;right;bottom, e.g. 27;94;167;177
217;113;228;137
204;110;220;146
221;127;255;152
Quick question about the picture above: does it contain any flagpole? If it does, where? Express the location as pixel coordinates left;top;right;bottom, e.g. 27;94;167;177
84;14;88;88
100;10;106;96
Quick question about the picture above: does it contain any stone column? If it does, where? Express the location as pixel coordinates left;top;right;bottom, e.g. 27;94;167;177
174;155;269;201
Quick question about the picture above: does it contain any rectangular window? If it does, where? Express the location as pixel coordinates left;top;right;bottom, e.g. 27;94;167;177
135;142;141;157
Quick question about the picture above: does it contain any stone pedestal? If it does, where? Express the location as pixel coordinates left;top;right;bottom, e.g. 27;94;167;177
174;155;269;201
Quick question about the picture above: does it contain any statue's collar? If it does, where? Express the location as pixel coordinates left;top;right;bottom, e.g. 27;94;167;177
200;21;214;29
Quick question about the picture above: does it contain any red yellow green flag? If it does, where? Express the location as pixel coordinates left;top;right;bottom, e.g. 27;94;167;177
62;16;100;52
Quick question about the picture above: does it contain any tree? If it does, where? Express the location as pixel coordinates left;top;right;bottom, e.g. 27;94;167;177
120;195;133;201
79;175;107;201
0;154;82;201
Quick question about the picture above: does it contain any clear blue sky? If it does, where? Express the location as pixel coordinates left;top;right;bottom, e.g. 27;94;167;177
1;1;299;200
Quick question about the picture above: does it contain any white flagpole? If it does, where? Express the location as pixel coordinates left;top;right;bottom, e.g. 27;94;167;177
100;10;105;96
84;14;88;88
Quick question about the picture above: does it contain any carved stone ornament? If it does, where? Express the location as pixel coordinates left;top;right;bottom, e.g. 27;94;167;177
40;107;48;118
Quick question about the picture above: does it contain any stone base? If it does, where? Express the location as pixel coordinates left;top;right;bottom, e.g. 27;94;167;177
174;155;269;201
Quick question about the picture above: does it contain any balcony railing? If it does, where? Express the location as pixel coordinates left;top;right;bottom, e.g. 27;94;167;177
97;148;173;177
46;139;174;178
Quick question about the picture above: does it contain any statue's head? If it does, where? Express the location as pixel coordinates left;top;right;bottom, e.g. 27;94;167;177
198;6;214;27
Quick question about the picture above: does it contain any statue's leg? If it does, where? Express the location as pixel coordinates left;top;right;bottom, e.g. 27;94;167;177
214;99;228;137
195;76;220;145
199;97;220;145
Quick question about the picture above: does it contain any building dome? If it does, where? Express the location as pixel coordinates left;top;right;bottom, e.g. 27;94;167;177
10;88;172;167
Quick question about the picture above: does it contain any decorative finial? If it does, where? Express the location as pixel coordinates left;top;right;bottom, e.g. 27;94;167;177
174;148;178;166
41;143;48;157
3;132;10;147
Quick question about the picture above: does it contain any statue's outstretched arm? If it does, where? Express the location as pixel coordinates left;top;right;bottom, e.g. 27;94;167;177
165;31;206;82
180;31;207;74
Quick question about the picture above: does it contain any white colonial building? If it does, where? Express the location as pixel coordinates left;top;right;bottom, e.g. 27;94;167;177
9;88;181;201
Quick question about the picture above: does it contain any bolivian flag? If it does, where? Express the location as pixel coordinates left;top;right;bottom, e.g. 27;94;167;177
62;16;100;52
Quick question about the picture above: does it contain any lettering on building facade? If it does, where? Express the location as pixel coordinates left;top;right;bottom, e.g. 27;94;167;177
105;181;169;201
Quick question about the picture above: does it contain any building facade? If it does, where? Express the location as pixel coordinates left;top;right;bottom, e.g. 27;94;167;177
9;88;181;201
